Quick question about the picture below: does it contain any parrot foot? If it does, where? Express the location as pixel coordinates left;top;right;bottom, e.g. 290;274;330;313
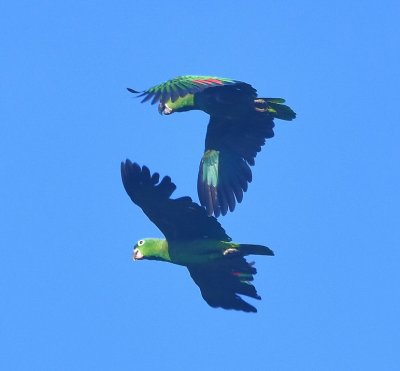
254;99;268;112
223;248;240;256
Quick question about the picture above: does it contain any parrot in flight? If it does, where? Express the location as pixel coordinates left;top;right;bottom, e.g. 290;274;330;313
121;159;274;313
128;75;296;217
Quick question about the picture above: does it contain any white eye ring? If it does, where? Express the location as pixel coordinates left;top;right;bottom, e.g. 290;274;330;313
138;239;145;246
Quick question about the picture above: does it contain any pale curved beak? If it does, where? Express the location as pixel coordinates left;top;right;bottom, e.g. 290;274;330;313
158;102;173;115
132;248;144;260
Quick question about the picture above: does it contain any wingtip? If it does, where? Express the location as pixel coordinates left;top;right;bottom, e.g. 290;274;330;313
268;248;275;256
127;87;140;94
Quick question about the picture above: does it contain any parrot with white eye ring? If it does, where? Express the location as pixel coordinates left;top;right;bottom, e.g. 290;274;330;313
121;159;274;313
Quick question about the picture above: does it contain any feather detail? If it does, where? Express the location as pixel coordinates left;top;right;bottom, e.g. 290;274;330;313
127;75;239;106
121;160;230;241
188;256;265;312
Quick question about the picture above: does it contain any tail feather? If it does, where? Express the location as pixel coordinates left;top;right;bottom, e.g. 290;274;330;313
239;244;274;256
255;98;296;121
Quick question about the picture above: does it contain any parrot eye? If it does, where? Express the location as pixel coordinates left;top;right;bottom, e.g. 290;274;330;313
138;239;145;246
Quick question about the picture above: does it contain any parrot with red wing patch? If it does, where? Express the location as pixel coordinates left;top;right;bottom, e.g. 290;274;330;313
128;75;296;217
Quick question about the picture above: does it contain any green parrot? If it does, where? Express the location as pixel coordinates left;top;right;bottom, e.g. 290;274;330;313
121;159;274;313
128;75;296;217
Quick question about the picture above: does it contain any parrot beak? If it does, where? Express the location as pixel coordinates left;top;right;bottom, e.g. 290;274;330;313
132;248;144;260
158;102;173;115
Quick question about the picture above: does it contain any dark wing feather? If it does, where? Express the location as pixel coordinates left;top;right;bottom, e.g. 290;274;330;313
188;257;261;313
127;75;240;105
198;113;275;217
121;160;231;241
198;82;258;109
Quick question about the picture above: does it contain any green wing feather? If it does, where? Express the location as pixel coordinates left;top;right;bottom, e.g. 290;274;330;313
127;75;239;105
198;113;275;217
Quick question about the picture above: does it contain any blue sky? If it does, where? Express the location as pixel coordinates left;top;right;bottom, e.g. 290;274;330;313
1;1;400;370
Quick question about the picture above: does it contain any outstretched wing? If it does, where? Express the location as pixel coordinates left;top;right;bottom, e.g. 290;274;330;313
197;112;275;217
127;75;240;105
121;160;231;241
188;257;261;313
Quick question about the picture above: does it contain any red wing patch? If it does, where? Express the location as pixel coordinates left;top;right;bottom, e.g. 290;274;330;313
192;78;225;85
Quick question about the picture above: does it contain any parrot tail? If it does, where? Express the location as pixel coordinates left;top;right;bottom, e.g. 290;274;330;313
239;244;274;256
254;98;296;121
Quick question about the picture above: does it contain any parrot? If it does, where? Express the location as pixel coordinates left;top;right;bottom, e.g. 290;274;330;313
121;159;274;313
127;75;296;217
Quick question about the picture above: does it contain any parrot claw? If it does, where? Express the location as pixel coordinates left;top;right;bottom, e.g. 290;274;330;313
254;99;268;112
223;248;239;256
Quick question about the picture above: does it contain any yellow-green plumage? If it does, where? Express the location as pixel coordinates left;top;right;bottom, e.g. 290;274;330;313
122;160;274;313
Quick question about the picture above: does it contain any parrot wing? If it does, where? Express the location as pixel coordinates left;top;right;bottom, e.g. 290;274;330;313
198;112;275;217
121;160;231;241
127;75;241;105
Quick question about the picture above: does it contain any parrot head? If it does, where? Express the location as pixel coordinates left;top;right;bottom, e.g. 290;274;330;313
132;238;169;262
158;95;194;115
